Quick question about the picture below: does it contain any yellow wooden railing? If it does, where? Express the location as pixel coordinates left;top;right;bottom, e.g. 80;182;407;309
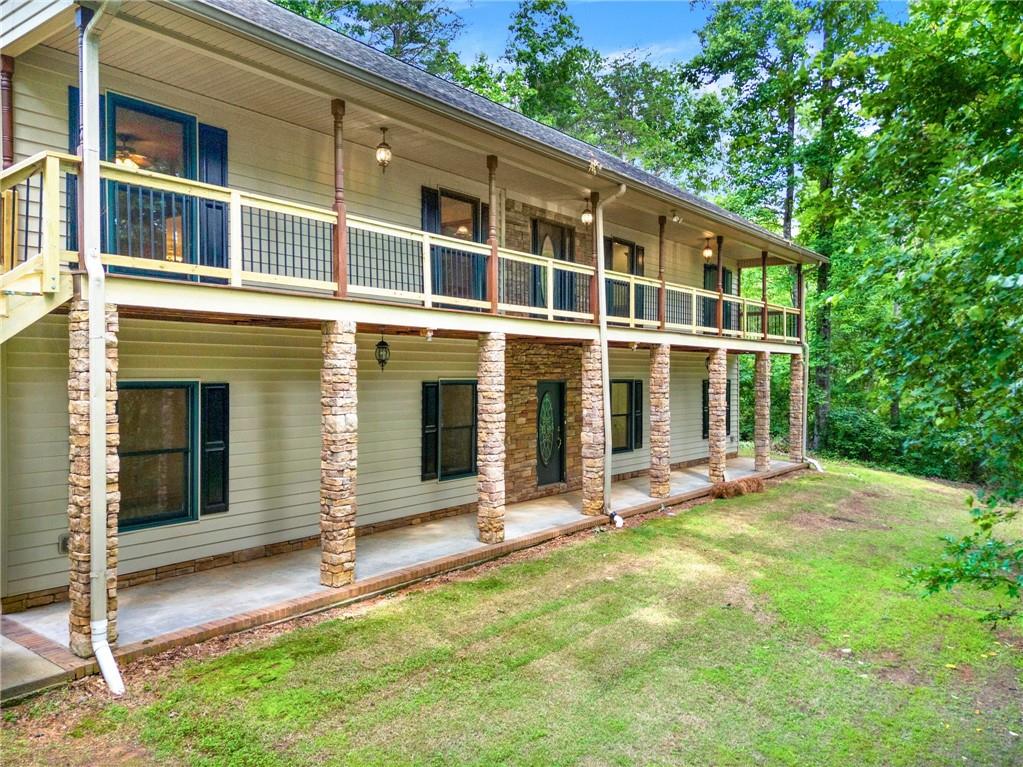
1;150;801;342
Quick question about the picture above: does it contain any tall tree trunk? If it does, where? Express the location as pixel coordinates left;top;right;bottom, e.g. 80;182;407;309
784;97;796;241
810;5;835;452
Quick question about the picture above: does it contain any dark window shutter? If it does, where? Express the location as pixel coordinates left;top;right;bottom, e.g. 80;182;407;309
421;187;440;234
603;236;613;271
200;383;230;514
634;245;645;276
722;267;733;295
478;202;490;244
702;379;709;439
726;378;733;437
421;382;439;480
632;380;643;449
703;263;718;291
198;124;228;270
530;218;539;254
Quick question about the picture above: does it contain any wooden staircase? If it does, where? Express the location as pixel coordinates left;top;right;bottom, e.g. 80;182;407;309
1;153;72;344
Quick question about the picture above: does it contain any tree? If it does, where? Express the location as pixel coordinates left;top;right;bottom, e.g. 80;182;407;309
274;0;466;76
688;0;813;237
504;0;595;131
575;52;724;191
851;0;1023;620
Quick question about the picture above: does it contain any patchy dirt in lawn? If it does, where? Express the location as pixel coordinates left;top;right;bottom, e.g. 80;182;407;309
789;491;892;532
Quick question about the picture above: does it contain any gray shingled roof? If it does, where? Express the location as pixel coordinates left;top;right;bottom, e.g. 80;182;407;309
185;0;822;262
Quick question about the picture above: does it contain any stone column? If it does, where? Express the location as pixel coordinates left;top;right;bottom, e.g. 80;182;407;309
66;299;119;657
477;332;506;543
649;344;671;498
754;351;771;472
788;352;805;462
581;339;605;514
707;348;727;484
320;320;358;587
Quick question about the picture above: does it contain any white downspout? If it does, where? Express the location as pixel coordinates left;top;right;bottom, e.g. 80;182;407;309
594;184;627;515
79;0;125;696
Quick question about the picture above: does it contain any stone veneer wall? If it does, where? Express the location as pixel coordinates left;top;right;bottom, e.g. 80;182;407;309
788;353;805;462
504;340;583;504
581;339;605;515
504;198;594;266
754;351;771;472
320;320;358;587
648;344;671;498
477;333;507;543
66;300;119;658
707;348;728;484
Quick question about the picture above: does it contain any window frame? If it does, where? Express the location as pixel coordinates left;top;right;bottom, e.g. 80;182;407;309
610;379;643;454
438;188;484;243
604;236;645;277
105;91;198;179
421;379;479;482
117;380;200;532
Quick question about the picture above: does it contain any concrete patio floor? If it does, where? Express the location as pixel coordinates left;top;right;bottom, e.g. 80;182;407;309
1;456;799;699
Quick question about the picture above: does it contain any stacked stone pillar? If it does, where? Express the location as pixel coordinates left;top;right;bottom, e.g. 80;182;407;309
788;353;805;462
649;344;671;498
476;333;506;543
707;348;728;484
66;299;119;657
754;351;771;472
581;339;605;515
320;320;358;587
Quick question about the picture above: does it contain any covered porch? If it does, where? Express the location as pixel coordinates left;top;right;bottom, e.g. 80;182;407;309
1;456;802;700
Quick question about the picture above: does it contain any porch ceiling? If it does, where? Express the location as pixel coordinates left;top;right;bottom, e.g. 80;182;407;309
34;2;810;265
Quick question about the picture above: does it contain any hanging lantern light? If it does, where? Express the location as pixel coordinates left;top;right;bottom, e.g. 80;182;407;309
702;237;714;261
375;127;392;173
581;202;593;225
374;334;391;371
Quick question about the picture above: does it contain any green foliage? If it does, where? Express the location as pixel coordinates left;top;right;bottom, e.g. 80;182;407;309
823;406;900;464
274;0;465;75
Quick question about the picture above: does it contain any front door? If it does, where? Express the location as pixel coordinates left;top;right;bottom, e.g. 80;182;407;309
536;381;566;486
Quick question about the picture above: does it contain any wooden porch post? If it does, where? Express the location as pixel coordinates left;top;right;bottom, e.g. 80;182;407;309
796;263;805;340
331;98;348;298
487;154;499;314
761;250;769;340
589;190;600;323
1;55;13;169
657;215;667;329
715;235;724;335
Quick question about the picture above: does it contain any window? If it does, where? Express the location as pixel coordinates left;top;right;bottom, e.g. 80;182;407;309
422;381;478;480
531;219;575;261
701;378;734;440
118;381;229;531
603;237;645;276
611;380;643;453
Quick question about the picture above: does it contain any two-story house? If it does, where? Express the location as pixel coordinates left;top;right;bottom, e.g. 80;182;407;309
0;0;821;696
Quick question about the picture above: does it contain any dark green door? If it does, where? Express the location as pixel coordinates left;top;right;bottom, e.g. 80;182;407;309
536;381;565;486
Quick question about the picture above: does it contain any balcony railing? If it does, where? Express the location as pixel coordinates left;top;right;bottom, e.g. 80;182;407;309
1;151;800;343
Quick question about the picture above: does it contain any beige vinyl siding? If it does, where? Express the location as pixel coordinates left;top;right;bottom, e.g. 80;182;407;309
1;317;480;596
608;348;650;476
669;351;739;465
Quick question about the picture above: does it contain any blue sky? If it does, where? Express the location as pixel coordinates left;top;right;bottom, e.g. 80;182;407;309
453;1;910;65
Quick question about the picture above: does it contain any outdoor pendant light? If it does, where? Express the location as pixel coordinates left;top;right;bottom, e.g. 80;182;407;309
375;334;391;371
702;237;714;261
375;128;392;173
581;202;594;225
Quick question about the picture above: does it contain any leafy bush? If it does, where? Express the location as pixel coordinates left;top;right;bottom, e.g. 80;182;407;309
823;406;901;464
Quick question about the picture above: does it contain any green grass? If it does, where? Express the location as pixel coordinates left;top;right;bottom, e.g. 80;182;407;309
3;462;1021;766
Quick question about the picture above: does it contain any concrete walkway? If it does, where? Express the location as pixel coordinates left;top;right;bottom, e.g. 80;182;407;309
1;456;799;699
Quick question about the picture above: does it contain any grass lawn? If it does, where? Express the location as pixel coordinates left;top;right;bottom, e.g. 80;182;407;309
2;461;1021;766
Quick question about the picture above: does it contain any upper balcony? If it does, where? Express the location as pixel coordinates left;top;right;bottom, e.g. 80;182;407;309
1;150;801;345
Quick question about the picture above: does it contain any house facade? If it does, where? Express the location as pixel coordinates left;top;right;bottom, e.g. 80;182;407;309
0;0;820;676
